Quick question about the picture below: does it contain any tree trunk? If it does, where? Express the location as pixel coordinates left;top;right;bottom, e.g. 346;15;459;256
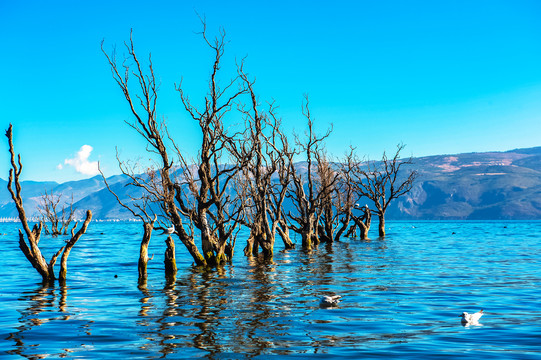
244;234;255;256
378;213;385;237
164;236;177;282
277;221;295;250
259;232;274;259
225;242;234;261
302;231;313;250
200;210;217;265
360;224;369;240
138;221;154;284
345;224;357;238
214;240;228;265
361;211;371;240
58;210;92;282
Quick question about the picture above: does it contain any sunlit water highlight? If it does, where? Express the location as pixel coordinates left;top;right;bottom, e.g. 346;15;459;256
1;221;540;359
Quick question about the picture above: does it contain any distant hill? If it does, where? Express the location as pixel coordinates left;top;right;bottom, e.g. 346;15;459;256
1;146;540;220
386;146;541;219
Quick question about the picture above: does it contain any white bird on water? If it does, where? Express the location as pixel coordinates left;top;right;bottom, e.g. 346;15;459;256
460;309;483;325
161;226;176;235
320;295;342;308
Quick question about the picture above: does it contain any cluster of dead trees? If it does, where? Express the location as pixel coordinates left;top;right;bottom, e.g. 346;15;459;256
4;24;417;285
99;24;418;280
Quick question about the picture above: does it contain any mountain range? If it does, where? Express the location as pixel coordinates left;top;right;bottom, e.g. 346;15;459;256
1;146;540;220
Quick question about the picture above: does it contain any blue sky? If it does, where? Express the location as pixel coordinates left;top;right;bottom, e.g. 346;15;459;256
2;0;541;183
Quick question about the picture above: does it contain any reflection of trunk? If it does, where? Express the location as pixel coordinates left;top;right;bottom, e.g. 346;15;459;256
164;236;177;282
138;222;154;284
378;213;385;237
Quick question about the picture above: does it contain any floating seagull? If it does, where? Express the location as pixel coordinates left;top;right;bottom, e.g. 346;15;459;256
319;295;342;308
161;226;176;235
460;309;483;325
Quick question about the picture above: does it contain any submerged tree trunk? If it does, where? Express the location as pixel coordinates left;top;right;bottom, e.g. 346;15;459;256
259;230;274;259
164;236;177;283
378;213;385;237
302;225;318;251
58;210;92;282
244;226;259;257
345;224;357;238
244;235;256;256
138;221;155;284
277;220;295;250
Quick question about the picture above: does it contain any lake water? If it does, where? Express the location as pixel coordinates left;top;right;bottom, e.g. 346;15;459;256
1;221;540;359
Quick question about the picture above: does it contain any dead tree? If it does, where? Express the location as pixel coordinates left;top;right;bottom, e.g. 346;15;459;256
102;30;207;267
230;68;293;259
317;155;354;243
5;124;92;284
340;148;371;240
286;97;334;250
353;205;372;239
103;24;246;267
37;191;75;236
174;21;248;266
352;143;418;237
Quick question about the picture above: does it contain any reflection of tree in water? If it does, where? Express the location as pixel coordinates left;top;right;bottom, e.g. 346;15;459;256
132;238;393;358
189;268;228;357
231;257;283;357
135;267;230;359
136;281;178;357
7;285;54;359
6;284;92;359
134;261;297;359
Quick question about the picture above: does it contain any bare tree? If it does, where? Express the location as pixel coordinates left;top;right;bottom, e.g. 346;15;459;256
286;97;334;250
346;204;372;240
37;191;75;236
352;143;418;237
230;68;294;259
341;148;371;240
317;155;354;243
102;23;247;267
5;124;92;284
102;30;207;267
173;20;249;266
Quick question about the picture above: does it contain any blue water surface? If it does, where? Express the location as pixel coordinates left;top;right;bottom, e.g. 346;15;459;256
0;221;540;359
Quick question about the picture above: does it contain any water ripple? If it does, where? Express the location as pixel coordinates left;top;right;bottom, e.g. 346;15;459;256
1;221;541;358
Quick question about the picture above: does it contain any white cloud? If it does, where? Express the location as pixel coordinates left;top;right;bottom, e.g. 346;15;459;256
63;145;99;176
